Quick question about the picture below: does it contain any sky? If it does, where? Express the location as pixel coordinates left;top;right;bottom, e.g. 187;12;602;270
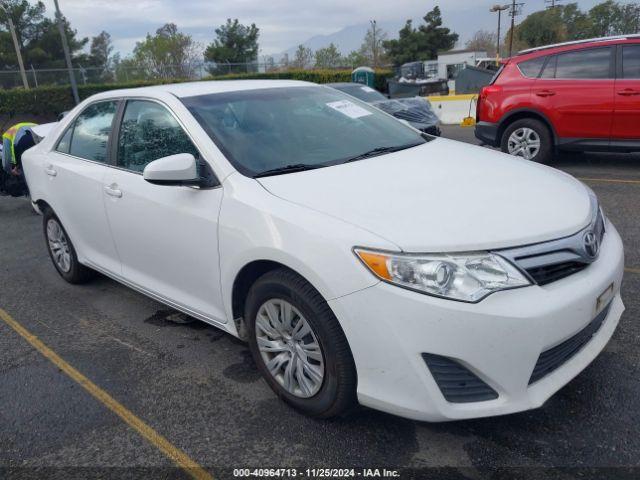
39;0;635;57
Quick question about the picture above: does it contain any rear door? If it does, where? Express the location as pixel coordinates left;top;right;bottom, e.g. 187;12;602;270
612;43;640;140
46;100;121;273
531;47;615;143
102;98;226;323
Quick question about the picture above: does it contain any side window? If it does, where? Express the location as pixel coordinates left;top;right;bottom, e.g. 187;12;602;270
58;101;118;162
518;56;546;78
622;45;640;79
554;48;612;79
117;100;199;173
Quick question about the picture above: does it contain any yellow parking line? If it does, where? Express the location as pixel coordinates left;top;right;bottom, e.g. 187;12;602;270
0;308;213;480
578;177;640;185
626;268;640;274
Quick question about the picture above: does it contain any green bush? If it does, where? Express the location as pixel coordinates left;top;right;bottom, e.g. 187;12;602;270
208;69;393;92
0;70;393;116
0;80;164;116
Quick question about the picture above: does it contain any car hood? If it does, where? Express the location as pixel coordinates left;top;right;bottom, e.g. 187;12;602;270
371;97;439;127
257;138;592;252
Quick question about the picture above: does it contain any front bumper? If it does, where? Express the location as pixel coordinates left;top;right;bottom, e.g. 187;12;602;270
329;221;625;421
474;121;499;147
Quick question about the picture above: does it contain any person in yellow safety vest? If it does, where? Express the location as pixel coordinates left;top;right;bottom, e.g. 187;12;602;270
2;122;37;176
1;122;37;197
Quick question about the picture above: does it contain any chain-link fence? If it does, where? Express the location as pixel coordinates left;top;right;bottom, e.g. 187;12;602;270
0;61;366;89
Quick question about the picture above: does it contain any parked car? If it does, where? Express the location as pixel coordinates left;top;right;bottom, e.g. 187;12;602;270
24;80;624;421
475;34;640;163
327;82;441;136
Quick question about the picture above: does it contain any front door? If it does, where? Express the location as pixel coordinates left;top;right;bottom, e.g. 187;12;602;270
612;43;640;140
531;47;615;142
102;99;226;323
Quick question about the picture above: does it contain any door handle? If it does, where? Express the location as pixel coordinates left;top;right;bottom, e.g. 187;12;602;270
617;89;640;96
45;165;57;177
104;184;123;198
535;90;556;97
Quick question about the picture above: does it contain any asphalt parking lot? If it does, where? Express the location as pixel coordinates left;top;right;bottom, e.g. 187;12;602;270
1;126;639;480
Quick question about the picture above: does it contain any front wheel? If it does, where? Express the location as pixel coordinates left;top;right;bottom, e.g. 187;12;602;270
501;118;553;164
245;269;357;418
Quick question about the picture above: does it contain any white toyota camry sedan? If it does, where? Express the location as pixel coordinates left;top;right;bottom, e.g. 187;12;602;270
23;80;624;421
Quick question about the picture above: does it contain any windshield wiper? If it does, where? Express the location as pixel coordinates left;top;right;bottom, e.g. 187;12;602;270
342;142;424;164
254;163;324;178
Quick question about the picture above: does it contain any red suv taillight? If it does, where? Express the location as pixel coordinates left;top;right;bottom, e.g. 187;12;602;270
476;85;503;121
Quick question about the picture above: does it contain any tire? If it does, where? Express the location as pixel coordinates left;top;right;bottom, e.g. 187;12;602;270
43;208;95;284
501;118;553;164
245;269;357;418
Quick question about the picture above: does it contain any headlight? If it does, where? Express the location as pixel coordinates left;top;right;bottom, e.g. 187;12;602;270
354;248;531;302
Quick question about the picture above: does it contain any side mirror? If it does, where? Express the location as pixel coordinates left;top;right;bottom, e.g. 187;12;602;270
143;153;200;186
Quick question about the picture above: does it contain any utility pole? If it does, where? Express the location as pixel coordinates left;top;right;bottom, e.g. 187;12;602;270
545;0;562;8
53;0;79;105
490;5;510;60
0;3;29;89
370;20;377;68
508;0;524;58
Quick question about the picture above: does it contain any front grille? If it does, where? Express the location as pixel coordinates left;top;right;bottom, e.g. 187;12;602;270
422;353;498;403
529;301;612;384
496;204;606;287
525;261;589;286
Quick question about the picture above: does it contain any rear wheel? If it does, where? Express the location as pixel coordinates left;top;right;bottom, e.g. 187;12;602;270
43;209;95;284
501;118;553;164
245;269;357;418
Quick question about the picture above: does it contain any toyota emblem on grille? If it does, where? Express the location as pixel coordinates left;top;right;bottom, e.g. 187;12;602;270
583;231;600;258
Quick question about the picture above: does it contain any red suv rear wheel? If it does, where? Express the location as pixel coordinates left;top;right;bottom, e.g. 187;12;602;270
501;118;553;164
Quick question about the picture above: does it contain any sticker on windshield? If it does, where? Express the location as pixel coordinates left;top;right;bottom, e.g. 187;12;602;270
361;86;375;93
326;100;372;119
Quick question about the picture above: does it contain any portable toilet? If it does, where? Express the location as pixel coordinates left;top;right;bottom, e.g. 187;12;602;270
351;66;375;87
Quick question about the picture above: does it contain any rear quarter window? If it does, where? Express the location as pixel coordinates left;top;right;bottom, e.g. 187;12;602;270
517;56;547;78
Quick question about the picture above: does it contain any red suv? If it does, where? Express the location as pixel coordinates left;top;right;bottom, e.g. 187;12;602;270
475;35;640;163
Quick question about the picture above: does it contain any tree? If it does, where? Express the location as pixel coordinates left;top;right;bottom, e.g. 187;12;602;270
383;7;458;65
561;3;593;40
511;1;640;52
314;43;341;68
87;31;114;81
291;44;312;69
589;0;622;36
466;30;497;57
89;31;113;68
204;18;259;74
131;23;200;79
588;0;640;36
358;20;387;67
342;50;368;68
617;3;640;35
0;0;45;48
24;16;88;68
515;7;568;49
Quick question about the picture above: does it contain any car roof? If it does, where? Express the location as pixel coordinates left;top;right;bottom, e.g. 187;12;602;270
514;34;640;61
91;79;315;100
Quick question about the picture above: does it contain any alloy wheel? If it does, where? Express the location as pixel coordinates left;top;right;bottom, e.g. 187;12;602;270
507;127;541;160
255;299;325;398
46;219;72;273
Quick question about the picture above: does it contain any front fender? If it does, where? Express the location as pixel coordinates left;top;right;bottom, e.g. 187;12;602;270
218;174;398;324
